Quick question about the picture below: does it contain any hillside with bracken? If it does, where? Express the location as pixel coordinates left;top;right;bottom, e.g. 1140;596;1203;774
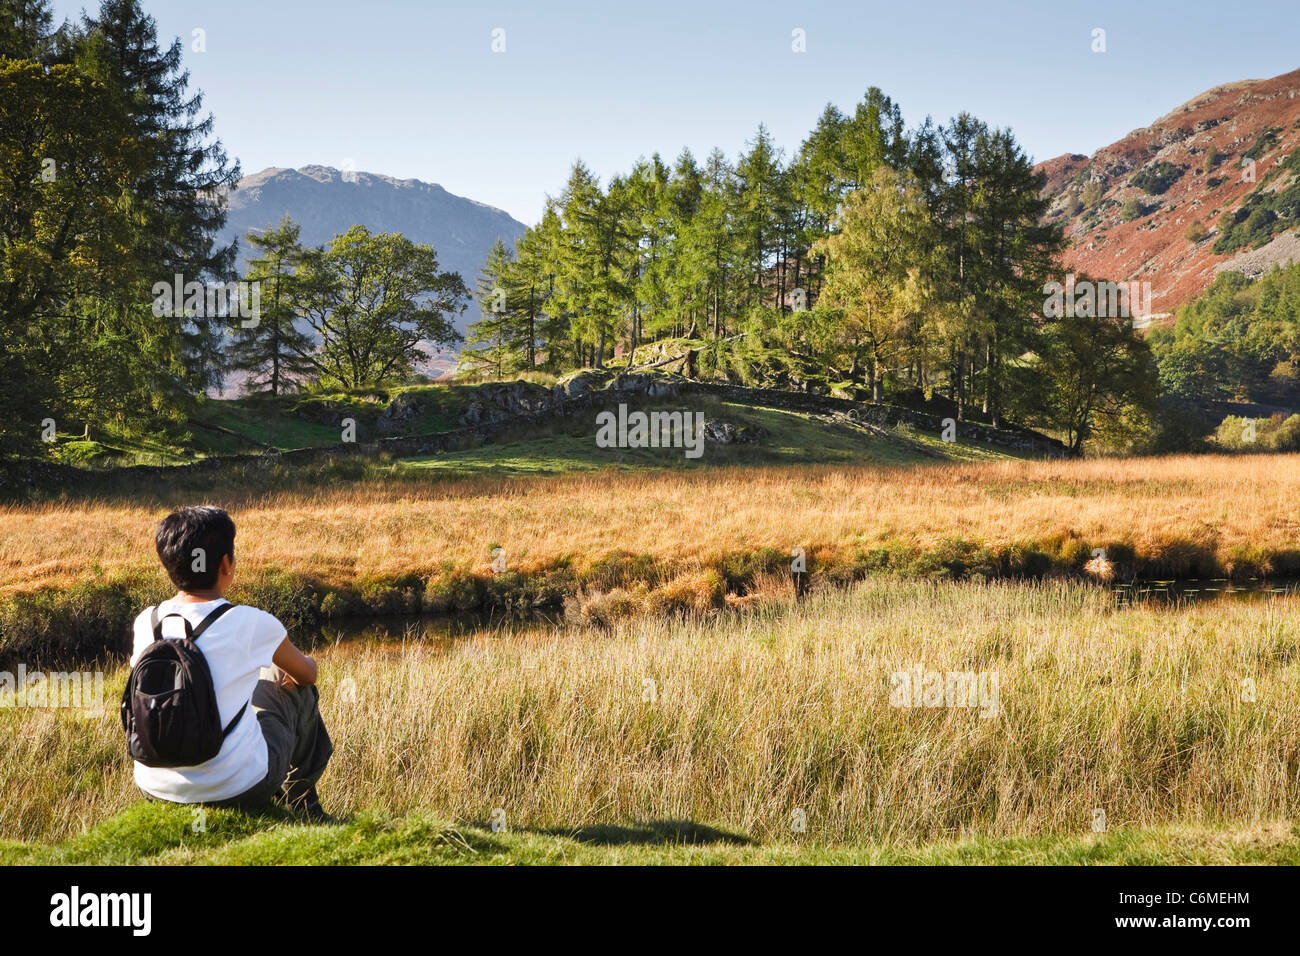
1037;67;1300;321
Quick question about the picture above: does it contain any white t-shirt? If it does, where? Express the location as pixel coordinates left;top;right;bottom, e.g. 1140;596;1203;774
129;598;287;803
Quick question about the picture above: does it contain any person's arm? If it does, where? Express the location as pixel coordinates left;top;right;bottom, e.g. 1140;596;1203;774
272;637;318;687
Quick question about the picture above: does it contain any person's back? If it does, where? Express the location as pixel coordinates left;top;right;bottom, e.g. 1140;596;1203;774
126;505;333;819
130;598;288;803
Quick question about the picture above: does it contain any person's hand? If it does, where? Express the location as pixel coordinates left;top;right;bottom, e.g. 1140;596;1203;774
276;668;300;690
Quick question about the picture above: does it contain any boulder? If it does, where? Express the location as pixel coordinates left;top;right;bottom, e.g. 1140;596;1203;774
702;419;767;445
376;393;424;436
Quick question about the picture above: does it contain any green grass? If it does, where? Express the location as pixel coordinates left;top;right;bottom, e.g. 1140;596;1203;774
194;400;346;453
48;434;192;467
187;384;473;456
32;372;1037;480
402;401;1016;476
73;378;1028;471
3;803;1295;865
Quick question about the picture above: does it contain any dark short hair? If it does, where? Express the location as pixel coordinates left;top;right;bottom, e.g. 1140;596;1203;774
155;506;236;591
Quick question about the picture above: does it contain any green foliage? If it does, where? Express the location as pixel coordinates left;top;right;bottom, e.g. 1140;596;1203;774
460;239;536;378
1149;261;1300;407
1157;337;1229;402
1131;161;1185;195
1241;127;1281;162
1025;301;1160;453
0;0;237;455
478;92;1079;436
1214;149;1300;253
294;226;468;388
813;167;937;401
228;216;316;395
1120;197;1145;221
1214;413;1300;452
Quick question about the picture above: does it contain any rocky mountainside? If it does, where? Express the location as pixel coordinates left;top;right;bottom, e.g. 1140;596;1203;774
1037;67;1300;319
219;165;526;333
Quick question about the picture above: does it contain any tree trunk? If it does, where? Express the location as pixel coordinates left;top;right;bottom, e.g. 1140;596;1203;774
955;347;967;420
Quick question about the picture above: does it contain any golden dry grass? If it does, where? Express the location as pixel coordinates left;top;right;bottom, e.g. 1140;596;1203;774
3;453;1300;602
5;578;1298;845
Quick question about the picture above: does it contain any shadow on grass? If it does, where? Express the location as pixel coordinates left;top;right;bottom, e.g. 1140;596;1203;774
536;820;754;847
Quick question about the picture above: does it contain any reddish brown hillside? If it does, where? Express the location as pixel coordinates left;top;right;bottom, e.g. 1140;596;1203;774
1037;67;1300;317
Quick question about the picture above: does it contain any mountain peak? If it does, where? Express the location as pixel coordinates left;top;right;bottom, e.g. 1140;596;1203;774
220;164;527;332
1037;66;1300;314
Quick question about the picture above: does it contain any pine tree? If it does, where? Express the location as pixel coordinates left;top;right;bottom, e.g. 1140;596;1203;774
662;149;706;338
0;3;160;454
624;154;672;353
690;149;742;339
0;0;58;59
228;216;315;395
529;203;571;368
81;0;241;393
462;239;529;379
965;127;1064;427
553;162;635;367
734;125;784;311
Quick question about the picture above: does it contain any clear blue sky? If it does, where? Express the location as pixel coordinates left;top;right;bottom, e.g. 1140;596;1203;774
53;0;1300;225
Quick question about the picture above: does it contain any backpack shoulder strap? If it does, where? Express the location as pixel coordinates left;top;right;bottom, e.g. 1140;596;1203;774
152;606;195;641
222;701;249;738
191;602;236;642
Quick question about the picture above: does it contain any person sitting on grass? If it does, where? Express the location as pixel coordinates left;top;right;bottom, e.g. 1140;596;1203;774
126;505;333;821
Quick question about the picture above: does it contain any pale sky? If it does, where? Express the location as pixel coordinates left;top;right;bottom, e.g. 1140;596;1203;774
52;0;1300;225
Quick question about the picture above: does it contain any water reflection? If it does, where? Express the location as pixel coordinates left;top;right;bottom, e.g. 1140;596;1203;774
309;609;562;652
305;579;1300;652
1113;578;1300;607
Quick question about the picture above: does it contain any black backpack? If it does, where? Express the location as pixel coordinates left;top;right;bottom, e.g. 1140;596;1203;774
120;602;248;768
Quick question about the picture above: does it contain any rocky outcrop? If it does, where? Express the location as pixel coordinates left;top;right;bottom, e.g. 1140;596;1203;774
375;392;423;436
458;381;555;426
683;382;1068;456
702;419;766;445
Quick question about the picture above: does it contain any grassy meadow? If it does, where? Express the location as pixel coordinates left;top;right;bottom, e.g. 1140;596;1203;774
3;578;1299;862
10;452;1300;605
3;439;1299;863
3;451;1300;664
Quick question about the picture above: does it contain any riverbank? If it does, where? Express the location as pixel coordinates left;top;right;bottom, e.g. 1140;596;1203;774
5;579;1297;853
3;453;1300;666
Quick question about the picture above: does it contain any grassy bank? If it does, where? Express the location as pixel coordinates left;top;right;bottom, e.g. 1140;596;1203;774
3;453;1300;665
5;579;1298;853
4;802;1296;865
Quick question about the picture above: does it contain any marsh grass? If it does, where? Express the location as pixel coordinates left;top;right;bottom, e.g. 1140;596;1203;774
5;452;1300;665
5;578;1297;850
